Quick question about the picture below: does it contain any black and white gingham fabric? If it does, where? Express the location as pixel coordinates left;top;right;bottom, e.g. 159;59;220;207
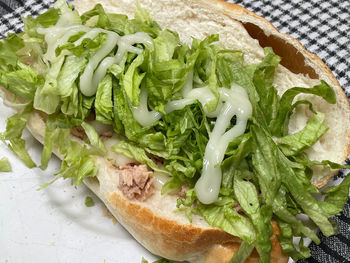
0;0;349;262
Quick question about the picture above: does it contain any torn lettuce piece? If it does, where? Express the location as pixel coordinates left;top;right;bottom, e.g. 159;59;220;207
0;105;36;168
175;188;198;222
111;140;167;174
33;56;64;114
277;152;336;236
197;196;257;245
80;3;110;28
57;55;87;97
81;122;107;154
57;136;99;186
0;62;43;101
95;74;114;125
229;241;254;263
273;187;320;244
85;196;95;207
6;138;36;168
277;221;312;261
270;80;336;137
0;157;12;172
141;258;170;263
277;112;328;156
251;125;281;206
123;53;145;107
40;116;61;169
322;174;350;215
0;33;24;68
234;172;272;263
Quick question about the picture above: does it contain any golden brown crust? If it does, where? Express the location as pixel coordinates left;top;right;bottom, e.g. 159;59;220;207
106;192;238;260
106;191;288;262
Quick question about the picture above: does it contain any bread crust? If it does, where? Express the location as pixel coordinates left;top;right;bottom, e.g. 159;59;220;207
106;190;287;263
4;0;349;262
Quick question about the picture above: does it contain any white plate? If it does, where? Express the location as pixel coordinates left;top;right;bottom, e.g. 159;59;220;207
0;102;159;263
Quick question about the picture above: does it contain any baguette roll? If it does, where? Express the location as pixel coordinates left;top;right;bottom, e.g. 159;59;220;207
2;0;350;262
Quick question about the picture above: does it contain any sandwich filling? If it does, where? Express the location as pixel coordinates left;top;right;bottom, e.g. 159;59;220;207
1;1;350;262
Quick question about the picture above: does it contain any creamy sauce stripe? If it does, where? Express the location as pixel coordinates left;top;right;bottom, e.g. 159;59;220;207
38;26;153;97
132;73;252;204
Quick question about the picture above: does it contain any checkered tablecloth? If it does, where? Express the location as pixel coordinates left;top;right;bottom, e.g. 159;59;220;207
0;0;349;262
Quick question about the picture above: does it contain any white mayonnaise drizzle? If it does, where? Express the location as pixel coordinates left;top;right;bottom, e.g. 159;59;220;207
38;24;153;97
131;70;252;204
79;29;120;96
195;86;252;204
88;32;153;97
131;89;162;126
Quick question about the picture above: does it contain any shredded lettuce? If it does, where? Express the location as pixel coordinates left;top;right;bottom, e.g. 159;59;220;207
111;141;167;174
0;105;36;168
95;74;114;124
81;122;107;154
277;112;328;156
0;157;12;172
229;242;254;263
197;196;257;244
85;196;95;207
234;172;273;262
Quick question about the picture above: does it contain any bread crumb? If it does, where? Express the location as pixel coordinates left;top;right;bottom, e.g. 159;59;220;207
102;205;117;225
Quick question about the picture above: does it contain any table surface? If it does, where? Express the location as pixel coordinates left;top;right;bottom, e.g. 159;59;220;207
0;1;349;263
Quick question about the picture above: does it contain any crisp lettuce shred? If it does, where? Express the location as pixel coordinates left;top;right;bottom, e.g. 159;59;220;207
0;2;349;262
0;157;12;172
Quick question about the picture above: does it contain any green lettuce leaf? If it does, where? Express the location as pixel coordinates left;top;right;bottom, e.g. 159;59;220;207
251;125;281;206
322;174;350;215
0;62;43;101
40;116;61;169
6;138;36;168
95;74;114;124
0;33;24;68
0;105;36;168
234;172;272;263
270;80;336;136
0;157;12;172
85;196;95;207
113;78;149;139
277;112;328;156
81;122;107;154
33;56;65;114
23;7;60;39
273;187;320;244
141;258;171;263
123;53;146;106
198;197;256;244
126;2;161;37
57;55;87;97
277;153;336;236
111;140;167;174
193;35;219;112
81;4;110;28
229;241;254;263
277;221;311;261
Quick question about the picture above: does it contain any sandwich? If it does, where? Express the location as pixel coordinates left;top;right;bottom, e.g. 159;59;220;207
1;0;350;262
